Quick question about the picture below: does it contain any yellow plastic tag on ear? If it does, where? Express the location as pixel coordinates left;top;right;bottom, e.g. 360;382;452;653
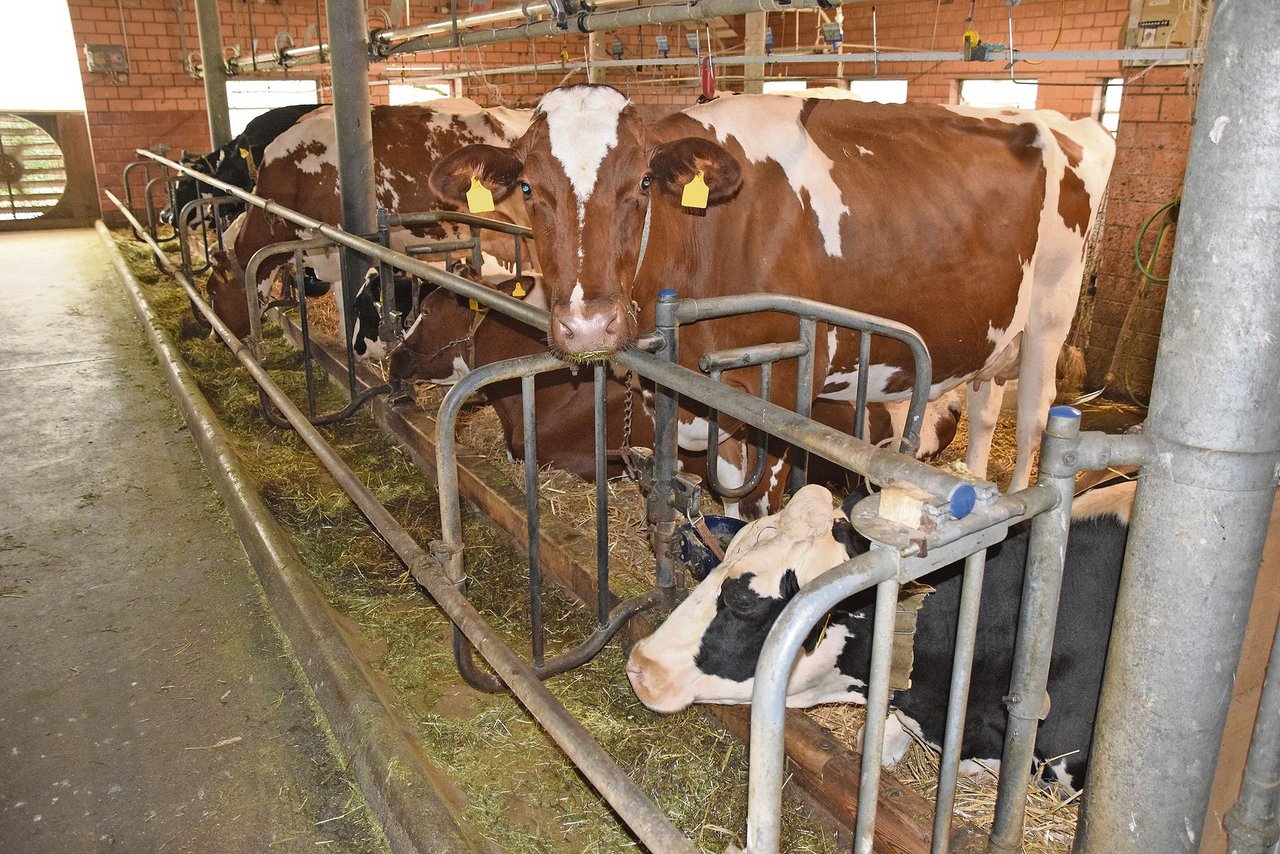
466;176;494;214
468;298;480;311
681;170;709;209
239;147;251;160
511;280;527;298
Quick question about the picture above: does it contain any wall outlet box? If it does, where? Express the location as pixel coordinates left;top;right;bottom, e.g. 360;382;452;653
84;44;129;74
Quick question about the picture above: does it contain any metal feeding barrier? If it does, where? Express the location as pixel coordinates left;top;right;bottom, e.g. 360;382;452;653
433;291;935;694
123;145;1171;854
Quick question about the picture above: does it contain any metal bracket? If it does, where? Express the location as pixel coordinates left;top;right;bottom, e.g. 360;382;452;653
623;446;704;519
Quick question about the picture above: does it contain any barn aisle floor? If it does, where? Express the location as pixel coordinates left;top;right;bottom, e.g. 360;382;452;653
0;229;384;852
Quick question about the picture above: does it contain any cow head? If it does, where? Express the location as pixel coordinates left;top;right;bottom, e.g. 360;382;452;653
206;248;251;338
164;154;216;228
389;276;539;387
430;85;742;362
626;484;861;713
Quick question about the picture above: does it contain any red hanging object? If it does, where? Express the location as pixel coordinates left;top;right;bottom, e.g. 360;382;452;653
699;54;716;100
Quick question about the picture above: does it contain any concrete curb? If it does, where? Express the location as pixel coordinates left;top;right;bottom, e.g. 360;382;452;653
98;223;494;854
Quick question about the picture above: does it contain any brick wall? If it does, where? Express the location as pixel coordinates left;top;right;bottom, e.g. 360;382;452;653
1080;65;1193;399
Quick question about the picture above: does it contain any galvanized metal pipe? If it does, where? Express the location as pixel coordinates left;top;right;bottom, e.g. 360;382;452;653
746;548;900;854
649;289;682;591
1076;1;1280;850
194;0;233;148
745;492;1042;853
988;406;1079;854
931;549;988;854
1226;612;1280;854
676;292;931;448
387;0;861;55
110;190;697;854
854;576;904;854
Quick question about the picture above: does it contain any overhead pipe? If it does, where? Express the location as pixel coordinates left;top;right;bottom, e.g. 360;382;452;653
1074;1;1280;852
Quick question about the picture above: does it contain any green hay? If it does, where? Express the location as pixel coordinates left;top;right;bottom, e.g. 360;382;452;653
115;232;840;853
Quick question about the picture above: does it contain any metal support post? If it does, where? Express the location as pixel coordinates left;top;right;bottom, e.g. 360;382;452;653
650;289;681;591
324;0;379;393
194;0;233;148
743;12;766;94
1226;613;1280;853
988;406;1080;853
1075;1;1280;851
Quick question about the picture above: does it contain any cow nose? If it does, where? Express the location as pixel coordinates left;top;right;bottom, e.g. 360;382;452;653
549;297;631;360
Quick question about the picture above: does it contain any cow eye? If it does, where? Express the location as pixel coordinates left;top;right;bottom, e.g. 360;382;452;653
640;175;652;192
520;181;531;197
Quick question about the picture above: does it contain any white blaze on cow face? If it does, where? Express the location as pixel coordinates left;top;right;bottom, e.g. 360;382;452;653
686;95;850;257
537;86;629;311
626;485;859;713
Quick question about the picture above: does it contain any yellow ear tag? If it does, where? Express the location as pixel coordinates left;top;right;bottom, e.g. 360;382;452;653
239;147;251;160
681;170;709;209
466;176;494;214
468;298;482;312
511;280;527;298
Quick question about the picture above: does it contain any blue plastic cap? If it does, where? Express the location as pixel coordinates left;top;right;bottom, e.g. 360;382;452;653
1048;405;1082;420
949;483;977;519
658;289;678;300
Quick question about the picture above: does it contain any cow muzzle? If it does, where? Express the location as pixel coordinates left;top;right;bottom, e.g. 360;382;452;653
549;296;633;362
625;645;694;714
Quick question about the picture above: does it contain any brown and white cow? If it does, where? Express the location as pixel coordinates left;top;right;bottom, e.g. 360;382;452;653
205;100;533;350
626;480;1135;791
389;282;962;517
429;86;1115;491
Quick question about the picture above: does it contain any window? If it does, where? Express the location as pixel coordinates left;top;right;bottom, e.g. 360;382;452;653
762;80;809;95
388;82;452;105
958;79;1038;110
846;79;908;104
1100;78;1123;135
0;2;85;111
226;80;319;136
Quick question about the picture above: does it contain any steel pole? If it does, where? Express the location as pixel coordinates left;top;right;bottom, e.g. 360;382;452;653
742;13;766;94
1226;613;1280;853
1075;1;1280;851
194;0;233;148
324;0;379;390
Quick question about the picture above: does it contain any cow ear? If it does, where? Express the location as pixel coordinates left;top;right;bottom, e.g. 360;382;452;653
648;137;742;206
430;144;523;210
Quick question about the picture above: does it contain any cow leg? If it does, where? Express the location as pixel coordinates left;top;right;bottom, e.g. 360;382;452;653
965;381;1004;482
1011;277;1079;492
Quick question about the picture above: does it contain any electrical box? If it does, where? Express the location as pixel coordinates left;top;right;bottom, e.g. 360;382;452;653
1123;0;1211;52
84;44;129;74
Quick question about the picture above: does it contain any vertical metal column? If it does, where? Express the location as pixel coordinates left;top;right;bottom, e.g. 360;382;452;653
194;0;233;148
324;0;379;390
989;406;1079;853
743;13;766;94
1226;614;1280;854
650;290;681;591
1075;2;1280;851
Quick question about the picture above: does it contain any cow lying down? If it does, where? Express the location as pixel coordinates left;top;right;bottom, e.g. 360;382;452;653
626;480;1136;791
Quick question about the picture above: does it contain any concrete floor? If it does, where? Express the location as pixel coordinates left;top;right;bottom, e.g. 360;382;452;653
0;229;384;852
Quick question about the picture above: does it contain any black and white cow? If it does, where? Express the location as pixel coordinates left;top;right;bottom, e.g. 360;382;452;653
162;103;321;228
626;480;1135;791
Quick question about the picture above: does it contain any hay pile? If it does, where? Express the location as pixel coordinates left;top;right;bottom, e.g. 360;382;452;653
808;704;1080;853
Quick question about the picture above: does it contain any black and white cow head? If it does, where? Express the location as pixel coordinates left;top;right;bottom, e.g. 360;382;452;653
626;484;864;713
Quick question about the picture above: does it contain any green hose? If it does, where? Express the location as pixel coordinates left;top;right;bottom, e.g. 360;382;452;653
1134;197;1180;283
